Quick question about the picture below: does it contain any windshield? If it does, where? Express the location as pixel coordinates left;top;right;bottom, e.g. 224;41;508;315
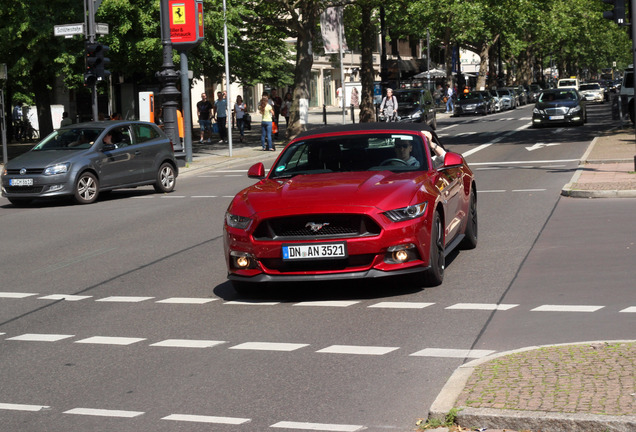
394;91;421;105
579;84;600;90
32;128;104;151
539;91;578;102
270;133;428;179
459;92;482;100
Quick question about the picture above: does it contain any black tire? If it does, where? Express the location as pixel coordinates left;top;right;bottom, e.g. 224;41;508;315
425;212;445;286
154;162;176;193
460;189;478;249
8;198;33;207
73;172;99;204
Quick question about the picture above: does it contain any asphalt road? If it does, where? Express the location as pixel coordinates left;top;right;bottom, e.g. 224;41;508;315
0;101;631;432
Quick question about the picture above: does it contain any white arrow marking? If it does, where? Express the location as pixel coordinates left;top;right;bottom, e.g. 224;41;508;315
526;142;560;151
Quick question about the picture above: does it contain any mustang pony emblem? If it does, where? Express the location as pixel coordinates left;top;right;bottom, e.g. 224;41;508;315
305;222;330;232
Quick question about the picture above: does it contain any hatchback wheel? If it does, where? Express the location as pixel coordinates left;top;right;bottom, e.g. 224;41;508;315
154;162;176;193
74;172;99;204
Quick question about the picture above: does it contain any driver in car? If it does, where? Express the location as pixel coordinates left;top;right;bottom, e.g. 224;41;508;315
393;139;420;168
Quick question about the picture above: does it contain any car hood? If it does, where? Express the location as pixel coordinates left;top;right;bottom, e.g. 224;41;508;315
232;171;432;217
535;100;579;109
5;149;87;169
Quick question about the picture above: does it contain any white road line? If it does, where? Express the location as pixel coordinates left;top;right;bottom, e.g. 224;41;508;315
620;307;636;313
293;300;360;307
0;292;37;298
226;300;280;305
96;296;154;303
156;297;217;304
271;421;365;431
531;305;604;312
64;407;144;418
7;334;74;342
150;339;226;348
512;188;547;192
160;195;186;198
410;348;495;358
368;301;434;309
74;336;146;345
0;403;50;412
316;345;399;355
162;414;250;424
446;303;518;311
229;342;308;352
477;190;506;193
191;195;218;198
38;294;92;301
469;159;578;166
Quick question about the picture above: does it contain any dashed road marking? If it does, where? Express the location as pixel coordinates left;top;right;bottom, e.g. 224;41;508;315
38;294;92;301
293;300;360;307
162;413;251;424
271;421;365;431
63;407;144;418
446;303;518;311
229;342;309;352
7;334;74;342
316;345;399;355
149;339;226;348
531;305;604;312
74;336;146;345
0;292;37;298
96;296;154;303
0;403;49;412
410;348;495;358
156;297;216;304
368;301;434;309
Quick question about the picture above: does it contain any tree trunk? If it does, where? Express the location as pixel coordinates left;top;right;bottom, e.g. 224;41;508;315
359;3;376;123
32;61;53;137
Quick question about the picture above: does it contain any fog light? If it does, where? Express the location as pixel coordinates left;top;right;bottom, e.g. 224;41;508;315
385;243;418;264
394;250;409;262
236;256;250;268
230;251;257;270
48;184;64;192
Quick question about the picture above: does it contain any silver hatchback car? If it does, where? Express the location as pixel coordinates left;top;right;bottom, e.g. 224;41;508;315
1;121;178;206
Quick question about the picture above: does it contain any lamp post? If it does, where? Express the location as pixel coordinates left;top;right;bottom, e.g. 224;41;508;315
157;0;181;151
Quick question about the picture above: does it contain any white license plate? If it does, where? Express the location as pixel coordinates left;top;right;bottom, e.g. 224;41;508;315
549;115;565;120
282;243;347;260
9;178;34;186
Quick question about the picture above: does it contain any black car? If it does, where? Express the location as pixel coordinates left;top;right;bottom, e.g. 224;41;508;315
455;91;493;116
1;121;178;206
393;88;437;129
532;89;587;127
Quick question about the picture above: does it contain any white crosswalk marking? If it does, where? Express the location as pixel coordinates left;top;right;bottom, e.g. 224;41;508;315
531;305;604;312
229;342;308;352
7;334;74;342
162;414;250;424
368;301;434;309
294;300;360;307
620;307;636;313
410;348;495;358
74;336;146;345
156;297;216;304
316;345;399;355
446;303;518;311
150;339;226;348
0;292;37;298
0;403;49;412
38;294;92;301
96;296;154;303
64;407;144;418
271;421;365;431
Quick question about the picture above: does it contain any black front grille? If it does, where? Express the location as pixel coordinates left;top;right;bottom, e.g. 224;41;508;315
253;214;381;241
5;168;44;175
5;186;44;194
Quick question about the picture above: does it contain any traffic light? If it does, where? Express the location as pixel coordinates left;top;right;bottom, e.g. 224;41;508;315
602;0;626;25
84;42;110;85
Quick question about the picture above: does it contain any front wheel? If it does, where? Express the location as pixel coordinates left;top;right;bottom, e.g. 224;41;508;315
425;212;445;286
154;162;176;193
73;172;99;204
460;189;478;249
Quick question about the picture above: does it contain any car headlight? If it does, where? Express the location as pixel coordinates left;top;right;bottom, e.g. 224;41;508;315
383;202;428;222
225;212;251;229
533;107;543;114
569;106;581;114
43;163;70;176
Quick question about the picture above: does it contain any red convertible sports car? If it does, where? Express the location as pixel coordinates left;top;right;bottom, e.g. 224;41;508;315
224;123;477;293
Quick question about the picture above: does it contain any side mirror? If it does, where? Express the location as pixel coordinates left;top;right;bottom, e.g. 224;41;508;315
442;152;464;168
248;162;266;179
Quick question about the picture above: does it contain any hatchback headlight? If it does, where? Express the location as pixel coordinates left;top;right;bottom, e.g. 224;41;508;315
44;163;69;176
383;202;428;222
225;212;252;229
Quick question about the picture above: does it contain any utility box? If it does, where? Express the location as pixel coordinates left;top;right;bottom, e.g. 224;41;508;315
139;92;155;123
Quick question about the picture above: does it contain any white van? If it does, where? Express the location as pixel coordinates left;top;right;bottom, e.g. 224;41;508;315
620;66;633;122
557;78;580;90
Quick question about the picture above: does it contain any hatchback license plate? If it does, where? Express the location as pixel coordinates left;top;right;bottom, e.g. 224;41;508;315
10;178;33;186
282;243;347;260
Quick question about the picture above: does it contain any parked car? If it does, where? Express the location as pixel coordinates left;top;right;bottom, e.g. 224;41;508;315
532;89;587;127
579;82;605;104
488;90;503;112
455;91;493;116
527;84;543;103
1;121;178;206
511;87;529;105
393;88;437;129
494;88;517;109
224;123;477;293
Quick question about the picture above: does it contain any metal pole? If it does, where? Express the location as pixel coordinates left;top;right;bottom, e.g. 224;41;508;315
157;0;181;153
338;7;346;124
631;0;636;157
180;52;193;163
426;28;430;90
1;88;7;165
87;0;98;121
223;0;232;156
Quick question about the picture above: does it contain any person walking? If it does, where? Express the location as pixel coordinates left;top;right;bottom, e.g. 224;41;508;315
445;85;454;113
259;96;275;151
270;89;283;139
196;93;213;143
234;95;247;143
281;92;292;126
379;88;398;122
214;91;228;143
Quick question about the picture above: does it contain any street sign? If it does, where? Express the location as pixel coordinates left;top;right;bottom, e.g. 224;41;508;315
169;0;204;51
54;23;84;37
96;23;109;35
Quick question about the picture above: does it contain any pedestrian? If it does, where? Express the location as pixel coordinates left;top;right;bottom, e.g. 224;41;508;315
259;95;275;151
214;91;228;143
270;89;283;138
281;92;292;126
234;95;246;143
379;88;398;121
196;92;213;143
60;111;72;127
351;87;359;108
445;85;454;113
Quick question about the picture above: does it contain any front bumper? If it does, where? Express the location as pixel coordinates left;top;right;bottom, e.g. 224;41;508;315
1;174;75;199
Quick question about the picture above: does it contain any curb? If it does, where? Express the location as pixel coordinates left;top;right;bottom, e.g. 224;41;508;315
428;340;636;432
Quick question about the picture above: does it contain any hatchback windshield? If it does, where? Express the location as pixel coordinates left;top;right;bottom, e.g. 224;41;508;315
32;128;104;151
270;133;428;179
